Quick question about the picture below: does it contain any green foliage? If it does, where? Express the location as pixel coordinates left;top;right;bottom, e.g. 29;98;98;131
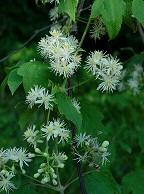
0;76;8;94
58;0;78;22
80;102;105;136
56;92;82;129
132;0;144;26
90;0;104;19
91;0;126;39
122;169;144;194
7;69;22;95
18;108;37;130
17;61;50;93
85;171;121;194
123;0;136;31
14;185;38;194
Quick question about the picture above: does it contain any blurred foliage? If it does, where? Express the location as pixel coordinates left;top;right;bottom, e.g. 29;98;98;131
0;0;144;194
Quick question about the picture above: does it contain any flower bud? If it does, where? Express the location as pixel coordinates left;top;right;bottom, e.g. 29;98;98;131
40;163;46;168
43;152;48;157
35;148;41;154
52;179;57;185
52;173;57;179
102;141;109;148
99;147;107;152
34;173;40;178
43;176;50;183
38;168;44;173
28;153;35;157
58;163;64;168
22;169;26;174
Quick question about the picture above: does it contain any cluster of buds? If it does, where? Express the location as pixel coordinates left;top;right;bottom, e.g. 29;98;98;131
74;133;110;168
34;149;68;185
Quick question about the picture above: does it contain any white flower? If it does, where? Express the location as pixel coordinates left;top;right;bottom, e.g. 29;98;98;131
16;148;33;170
75;133;91;147
53;152;68;168
127;78;140;95
58;129;70;144
41;121;58;141
5;148;19;162
0;173;16;193
24;125;43;148
26;85;45;108
0;149;7;167
72;98;81;113
26;86;55;110
35;89;55;110
134;64;143;73
97;75;120;93
85;50;107;76
49;7;59;21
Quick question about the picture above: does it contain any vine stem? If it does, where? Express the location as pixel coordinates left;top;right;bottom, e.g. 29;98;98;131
67;2;92;194
78;16;92;49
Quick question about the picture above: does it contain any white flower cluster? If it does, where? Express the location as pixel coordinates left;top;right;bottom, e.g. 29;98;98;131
85;51;123;92
90;17;106;41
41;118;70;143
127;64;143;95
33;151;68;185
75;133;110;167
26;85;55;109
38;29;81;78
0;148;34;193
118;63;143;95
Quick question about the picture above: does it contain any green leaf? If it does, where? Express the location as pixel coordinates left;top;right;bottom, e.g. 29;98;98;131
120;142;132;154
80;102;105;137
7;69;22;95
17;61;50;93
56;92;82;129
58;0;78;22
18;108;36;130
4;61;24;74
138;130;144;153
0;76;8;94
122;169;144;194
85;171;121;194
123;0;136;31
132;0;144;27
101;0;126;39
90;0;104;18
14;185;38;194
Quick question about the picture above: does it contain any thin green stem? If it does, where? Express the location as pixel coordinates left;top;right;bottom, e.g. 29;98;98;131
66;78;92;91
64;170;95;189
78;16;92;49
54;137;65;194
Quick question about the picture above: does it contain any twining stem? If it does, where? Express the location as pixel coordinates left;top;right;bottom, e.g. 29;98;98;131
54;137;65;194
